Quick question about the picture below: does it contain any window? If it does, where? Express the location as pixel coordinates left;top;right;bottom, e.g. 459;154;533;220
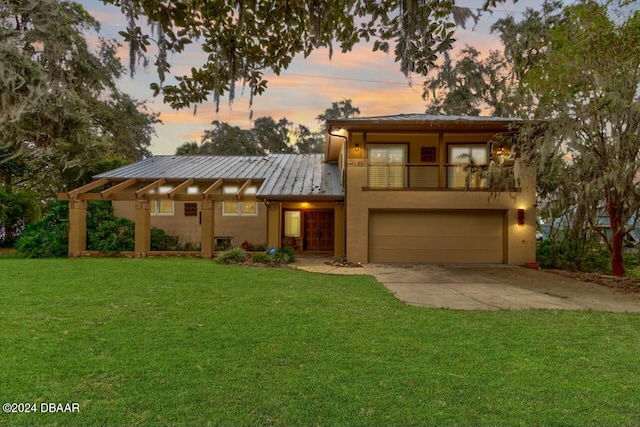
222;184;258;216
284;211;301;237
448;144;489;188
368;144;407;188
151;186;174;215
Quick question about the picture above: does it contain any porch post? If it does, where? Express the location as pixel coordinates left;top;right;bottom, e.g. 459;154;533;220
334;202;346;258
200;200;215;258
68;200;87;258
134;200;151;257
267;202;281;249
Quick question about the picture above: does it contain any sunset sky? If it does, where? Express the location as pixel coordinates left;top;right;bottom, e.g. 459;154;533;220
79;1;542;155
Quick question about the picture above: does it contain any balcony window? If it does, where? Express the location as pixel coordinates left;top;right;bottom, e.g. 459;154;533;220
368;145;407;188
448;144;489;189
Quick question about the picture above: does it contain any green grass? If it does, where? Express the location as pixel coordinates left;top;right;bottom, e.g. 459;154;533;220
1;258;639;426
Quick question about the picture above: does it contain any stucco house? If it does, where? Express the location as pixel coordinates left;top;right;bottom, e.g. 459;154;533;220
60;114;536;265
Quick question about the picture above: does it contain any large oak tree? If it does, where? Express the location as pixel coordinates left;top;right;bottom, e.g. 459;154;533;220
100;0;499;111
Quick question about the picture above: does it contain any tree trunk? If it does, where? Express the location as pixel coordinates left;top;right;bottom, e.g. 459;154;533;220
611;230;625;277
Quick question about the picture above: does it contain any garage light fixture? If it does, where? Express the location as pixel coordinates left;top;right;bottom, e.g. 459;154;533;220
518;209;525;226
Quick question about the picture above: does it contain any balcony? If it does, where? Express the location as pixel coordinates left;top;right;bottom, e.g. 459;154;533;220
366;163;520;191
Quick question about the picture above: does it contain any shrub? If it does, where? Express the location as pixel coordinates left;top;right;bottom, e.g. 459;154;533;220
0;189;40;247
253;243;267;252
537;238;613;274
150;227;180;251
251;253;272;264
16;201;69;258
240;240;254;251
215;247;247;264
272;246;296;263
87;217;135;253
17;200;136;257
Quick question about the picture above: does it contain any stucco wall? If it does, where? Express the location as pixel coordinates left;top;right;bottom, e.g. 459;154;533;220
344;131;537;265
113;200;268;248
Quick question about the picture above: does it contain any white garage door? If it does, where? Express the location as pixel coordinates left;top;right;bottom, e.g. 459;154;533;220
368;210;505;263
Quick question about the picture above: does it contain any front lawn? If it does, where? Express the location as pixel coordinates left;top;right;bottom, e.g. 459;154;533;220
1;258;639;426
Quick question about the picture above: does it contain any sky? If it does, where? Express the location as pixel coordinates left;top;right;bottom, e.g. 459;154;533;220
79;0;543;155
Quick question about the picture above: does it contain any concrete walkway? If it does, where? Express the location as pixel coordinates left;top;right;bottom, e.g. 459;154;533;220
291;258;640;312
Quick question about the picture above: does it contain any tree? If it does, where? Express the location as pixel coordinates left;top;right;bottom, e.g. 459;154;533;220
423;1;563;117
251;117;294;154
175;142;200;155
199;121;263;156
101;0;489;111
292;125;324;154
524;0;640;276
315;99;361;132
0;0;159;197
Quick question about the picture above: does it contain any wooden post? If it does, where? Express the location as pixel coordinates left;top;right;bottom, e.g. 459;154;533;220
135;200;151;257
334;202;346;258
267;202;281;249
68;200;87;258
200;200;215;258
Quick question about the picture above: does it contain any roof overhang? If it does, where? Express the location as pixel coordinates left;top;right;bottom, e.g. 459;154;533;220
326;115;524;134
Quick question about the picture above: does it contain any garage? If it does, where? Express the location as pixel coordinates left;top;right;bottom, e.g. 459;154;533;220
368;210;505;263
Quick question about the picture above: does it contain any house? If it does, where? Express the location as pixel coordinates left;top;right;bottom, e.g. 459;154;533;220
60;114;536;265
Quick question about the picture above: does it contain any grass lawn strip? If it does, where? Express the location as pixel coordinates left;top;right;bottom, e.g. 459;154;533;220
1;258;639;426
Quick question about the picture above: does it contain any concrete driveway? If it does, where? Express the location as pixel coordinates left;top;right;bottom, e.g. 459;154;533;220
362;264;640;312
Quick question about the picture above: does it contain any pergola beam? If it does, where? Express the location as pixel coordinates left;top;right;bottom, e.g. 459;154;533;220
101;178;138;199
168;178;195;199
135;178;166;198
67;178;109;200
236;179;253;199
203;179;224;198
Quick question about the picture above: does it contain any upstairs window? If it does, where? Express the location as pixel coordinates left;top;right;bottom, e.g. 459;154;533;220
368;145;407;188
448;144;489;189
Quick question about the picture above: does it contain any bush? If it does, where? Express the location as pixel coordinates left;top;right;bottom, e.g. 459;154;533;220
537;238;612;274
150;227;180;251
240;240;254;251
215;247;247;264
17;201;137;257
272;246;296;263
251;253;272;264
0;189;40;247
85;202;135;253
16;201;69;258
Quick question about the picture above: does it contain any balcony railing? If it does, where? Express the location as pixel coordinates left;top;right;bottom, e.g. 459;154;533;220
367;163;519;190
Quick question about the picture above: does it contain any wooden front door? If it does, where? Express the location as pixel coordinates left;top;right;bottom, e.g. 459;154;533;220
304;211;334;251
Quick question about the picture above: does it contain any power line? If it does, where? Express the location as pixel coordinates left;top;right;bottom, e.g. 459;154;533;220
271;72;418;86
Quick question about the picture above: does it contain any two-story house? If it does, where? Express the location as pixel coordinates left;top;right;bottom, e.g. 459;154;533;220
60;114;536;265
325;114;535;265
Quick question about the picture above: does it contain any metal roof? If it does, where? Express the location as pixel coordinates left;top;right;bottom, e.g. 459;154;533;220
95;154;343;199
327;113;522;125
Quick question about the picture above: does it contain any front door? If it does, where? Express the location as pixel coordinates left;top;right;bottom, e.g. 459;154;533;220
304;211;334;251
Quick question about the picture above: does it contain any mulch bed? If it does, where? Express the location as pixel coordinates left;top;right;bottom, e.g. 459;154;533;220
546;269;640;294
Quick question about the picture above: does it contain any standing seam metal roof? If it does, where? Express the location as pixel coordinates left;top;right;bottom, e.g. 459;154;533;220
94;154;343;198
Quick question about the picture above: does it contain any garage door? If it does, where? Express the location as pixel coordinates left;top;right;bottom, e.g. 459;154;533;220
369;210;504;263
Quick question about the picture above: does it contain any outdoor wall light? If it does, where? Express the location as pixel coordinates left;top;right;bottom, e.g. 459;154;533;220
355;144;360;152
517;209;525;226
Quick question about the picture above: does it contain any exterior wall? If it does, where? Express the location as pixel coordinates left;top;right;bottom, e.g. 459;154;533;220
344;131;537;265
113;199;268;248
